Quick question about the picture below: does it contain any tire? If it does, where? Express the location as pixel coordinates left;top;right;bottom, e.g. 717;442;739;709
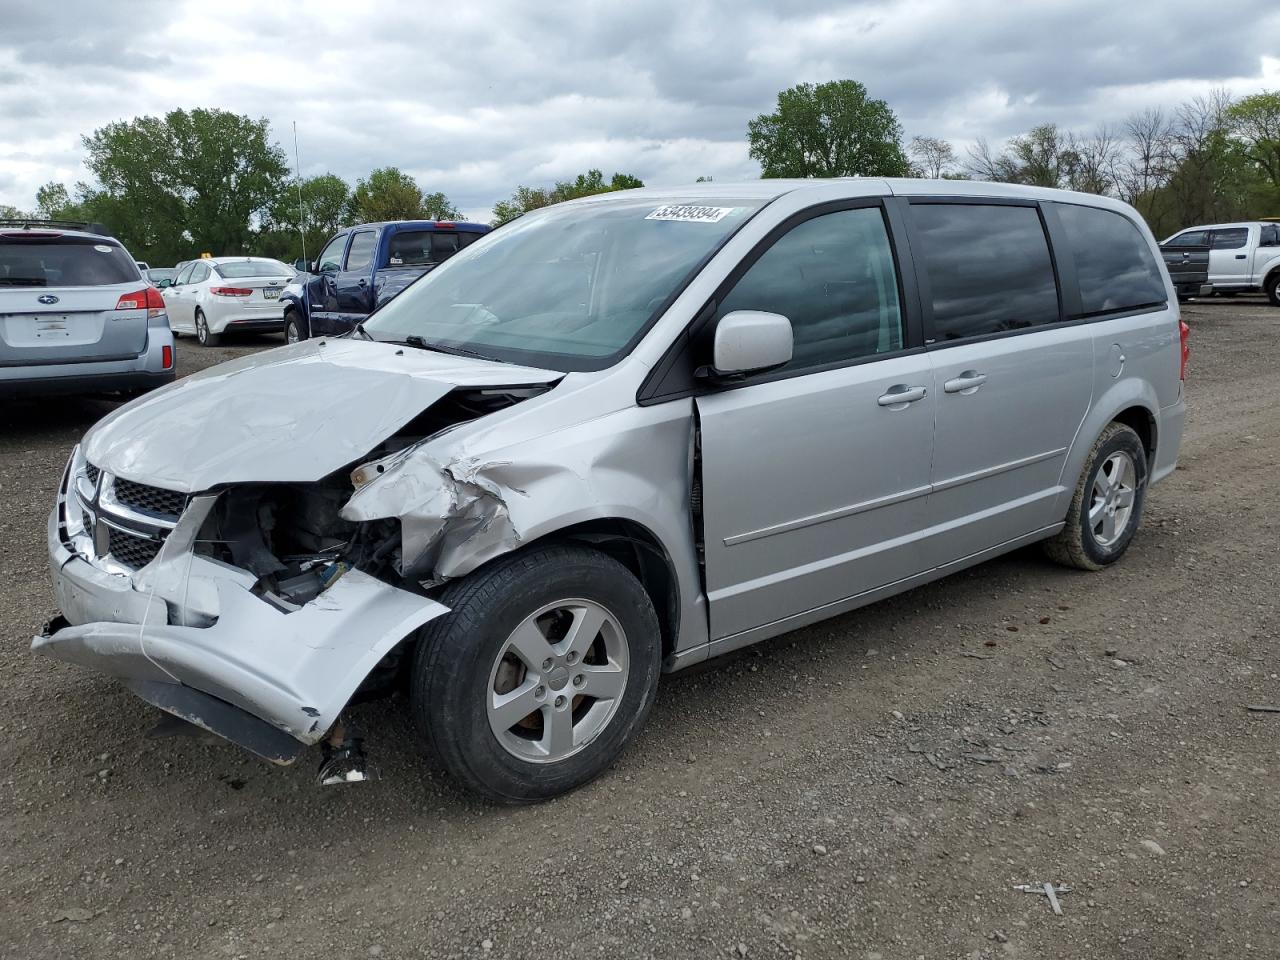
1266;273;1280;308
1044;422;1148;571
410;543;661;803
284;309;307;344
194;309;221;347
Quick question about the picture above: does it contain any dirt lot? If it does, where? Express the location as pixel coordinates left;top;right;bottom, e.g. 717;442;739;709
1;300;1277;960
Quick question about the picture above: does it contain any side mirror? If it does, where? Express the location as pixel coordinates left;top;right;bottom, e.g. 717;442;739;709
156;278;173;288
706;311;793;378
294;258;309;272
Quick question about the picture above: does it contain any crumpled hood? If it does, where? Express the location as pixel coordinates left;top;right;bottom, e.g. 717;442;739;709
82;338;559;492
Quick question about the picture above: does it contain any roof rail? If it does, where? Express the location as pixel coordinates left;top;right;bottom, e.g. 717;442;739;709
0;218;113;236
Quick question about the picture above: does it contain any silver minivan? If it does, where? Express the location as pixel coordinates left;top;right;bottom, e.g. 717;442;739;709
36;180;1187;801
1;222;175;396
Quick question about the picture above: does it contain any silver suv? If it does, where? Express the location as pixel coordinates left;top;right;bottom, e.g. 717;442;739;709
35;181;1187;801
0;221;175;397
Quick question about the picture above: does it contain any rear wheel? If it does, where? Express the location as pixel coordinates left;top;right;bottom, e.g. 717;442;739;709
1044;422;1148;571
410;544;661;803
1266;273;1280;307
194;309;221;347
284;309;307;343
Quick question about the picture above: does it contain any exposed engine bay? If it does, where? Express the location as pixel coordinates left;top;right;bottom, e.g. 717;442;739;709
195;385;552;611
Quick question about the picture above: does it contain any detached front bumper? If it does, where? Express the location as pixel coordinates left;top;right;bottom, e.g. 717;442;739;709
34;503;449;763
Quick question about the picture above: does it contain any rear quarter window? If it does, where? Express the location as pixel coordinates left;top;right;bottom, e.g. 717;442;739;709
1056;204;1167;316
1210;228;1249;250
0;238;139;287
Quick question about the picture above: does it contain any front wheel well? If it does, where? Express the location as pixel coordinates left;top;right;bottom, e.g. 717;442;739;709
550;519;680;661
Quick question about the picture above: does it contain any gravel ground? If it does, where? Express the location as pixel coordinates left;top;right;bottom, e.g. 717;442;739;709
1;301;1277;960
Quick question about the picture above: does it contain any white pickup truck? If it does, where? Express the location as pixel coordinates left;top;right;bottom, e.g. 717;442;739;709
1162;221;1280;305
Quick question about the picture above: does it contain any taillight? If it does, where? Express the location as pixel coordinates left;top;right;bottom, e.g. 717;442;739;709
161;344;173;369
1179;319;1190;380
210;286;252;297
115;287;167;318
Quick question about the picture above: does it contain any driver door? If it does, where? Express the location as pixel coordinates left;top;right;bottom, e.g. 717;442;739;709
695;204;935;642
306;232;349;335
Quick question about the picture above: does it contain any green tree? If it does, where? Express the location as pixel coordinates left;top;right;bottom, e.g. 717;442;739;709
490;169;644;226
351;167;421;221
0;203;30;220
81;108;288;263
261;173;353;261
422;190;462;220
35;182;75;219
747;80;910;178
1227;90;1280;200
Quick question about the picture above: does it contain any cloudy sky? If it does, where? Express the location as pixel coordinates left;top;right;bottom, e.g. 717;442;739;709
2;0;1278;222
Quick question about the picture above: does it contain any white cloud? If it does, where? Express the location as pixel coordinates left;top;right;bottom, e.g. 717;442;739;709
1;0;1277;222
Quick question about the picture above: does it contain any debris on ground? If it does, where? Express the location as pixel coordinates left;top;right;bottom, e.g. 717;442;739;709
51;907;93;923
1013;883;1072;915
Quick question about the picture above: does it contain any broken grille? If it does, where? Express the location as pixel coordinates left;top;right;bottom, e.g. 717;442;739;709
107;525;163;570
113;477;188;522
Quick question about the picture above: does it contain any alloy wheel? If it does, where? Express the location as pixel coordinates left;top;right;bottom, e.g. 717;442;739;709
486;598;629;764
1089;451;1136;547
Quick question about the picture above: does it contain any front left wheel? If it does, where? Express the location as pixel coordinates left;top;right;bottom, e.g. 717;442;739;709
284;309;307;343
410;544;662;803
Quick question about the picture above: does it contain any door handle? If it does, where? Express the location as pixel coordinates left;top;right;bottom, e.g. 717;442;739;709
1235;254;1247;260
943;371;987;394
877;384;928;407
357;278;367;286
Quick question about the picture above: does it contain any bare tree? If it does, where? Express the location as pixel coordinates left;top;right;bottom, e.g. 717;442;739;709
908;136;957;178
966;137;1016;181
1117;107;1174;207
1065;126;1122;195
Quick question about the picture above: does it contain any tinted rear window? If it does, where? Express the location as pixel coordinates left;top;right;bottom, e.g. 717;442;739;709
214;260;293;278
909;203;1060;340
0;238;139;287
1210;228;1249;250
384;229;483;266
1056;204;1167;316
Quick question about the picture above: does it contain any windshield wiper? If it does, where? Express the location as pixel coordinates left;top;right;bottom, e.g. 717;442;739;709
0;277;47;286
400;335;495;362
352;321;373;340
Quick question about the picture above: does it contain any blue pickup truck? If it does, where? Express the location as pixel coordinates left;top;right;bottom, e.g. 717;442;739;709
281;219;490;341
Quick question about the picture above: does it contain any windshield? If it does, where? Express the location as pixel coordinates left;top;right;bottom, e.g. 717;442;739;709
215;259;293;278
0;237;139;287
363;197;765;371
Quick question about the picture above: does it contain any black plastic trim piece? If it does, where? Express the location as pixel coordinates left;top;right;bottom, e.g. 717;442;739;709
126;679;305;765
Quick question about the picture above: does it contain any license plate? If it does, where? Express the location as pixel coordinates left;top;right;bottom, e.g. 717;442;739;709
262;287;281;300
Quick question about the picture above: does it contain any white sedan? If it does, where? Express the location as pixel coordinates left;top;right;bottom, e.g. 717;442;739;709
162;257;295;346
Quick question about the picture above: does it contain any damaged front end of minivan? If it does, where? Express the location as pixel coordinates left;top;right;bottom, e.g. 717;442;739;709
33;339;562;771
